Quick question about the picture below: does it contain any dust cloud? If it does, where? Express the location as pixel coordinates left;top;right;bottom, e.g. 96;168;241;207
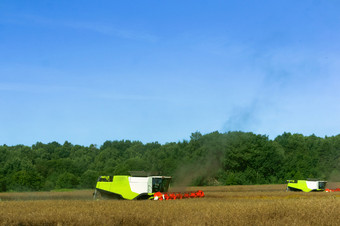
171;152;223;192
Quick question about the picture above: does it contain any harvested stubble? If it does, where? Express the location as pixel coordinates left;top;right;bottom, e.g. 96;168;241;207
1;185;340;226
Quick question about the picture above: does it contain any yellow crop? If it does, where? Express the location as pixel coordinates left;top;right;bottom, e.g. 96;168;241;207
1;185;340;225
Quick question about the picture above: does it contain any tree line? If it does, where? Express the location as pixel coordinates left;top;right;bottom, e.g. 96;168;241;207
1;131;340;192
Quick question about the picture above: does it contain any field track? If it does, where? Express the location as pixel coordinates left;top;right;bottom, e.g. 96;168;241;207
2;184;340;225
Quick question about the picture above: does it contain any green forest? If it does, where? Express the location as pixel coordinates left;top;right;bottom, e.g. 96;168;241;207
1;131;340;192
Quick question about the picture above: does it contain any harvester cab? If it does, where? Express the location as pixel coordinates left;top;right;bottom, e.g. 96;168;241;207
286;179;327;192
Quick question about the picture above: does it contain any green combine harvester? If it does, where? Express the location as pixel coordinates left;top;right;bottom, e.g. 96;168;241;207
93;173;172;200
286;179;327;192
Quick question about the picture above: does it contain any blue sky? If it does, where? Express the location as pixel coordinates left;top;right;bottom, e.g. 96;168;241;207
1;0;340;146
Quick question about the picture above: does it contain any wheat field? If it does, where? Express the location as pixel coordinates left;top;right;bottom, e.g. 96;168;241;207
1;184;340;225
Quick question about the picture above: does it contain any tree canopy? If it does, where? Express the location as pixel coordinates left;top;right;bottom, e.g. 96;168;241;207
1;131;340;192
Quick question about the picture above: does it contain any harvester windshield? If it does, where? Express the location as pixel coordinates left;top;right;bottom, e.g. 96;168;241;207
152;177;171;192
319;181;326;190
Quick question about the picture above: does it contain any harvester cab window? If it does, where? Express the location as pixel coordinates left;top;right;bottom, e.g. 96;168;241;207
152;178;162;192
152;178;171;192
319;182;326;190
98;176;112;182
98;176;107;182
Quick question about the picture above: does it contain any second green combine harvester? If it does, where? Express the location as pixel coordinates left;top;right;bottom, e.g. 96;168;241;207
286;179;327;192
